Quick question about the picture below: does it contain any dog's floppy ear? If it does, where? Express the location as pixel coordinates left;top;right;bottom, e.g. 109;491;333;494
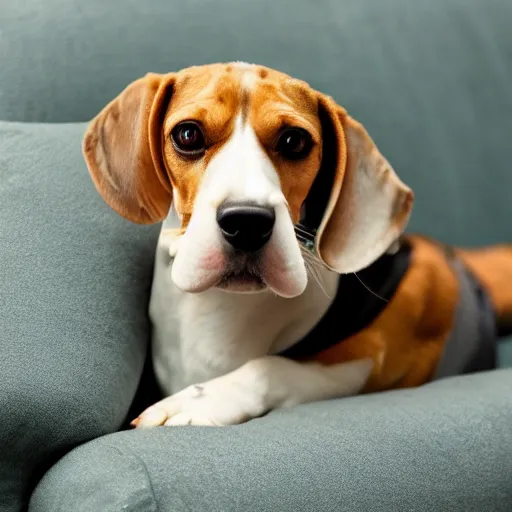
83;73;175;224
315;95;414;273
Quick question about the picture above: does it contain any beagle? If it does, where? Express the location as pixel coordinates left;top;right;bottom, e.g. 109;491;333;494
83;63;512;427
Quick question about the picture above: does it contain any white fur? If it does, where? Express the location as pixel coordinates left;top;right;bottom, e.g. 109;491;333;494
171;114;307;298
241;68;258;91
137;102;374;428
147;228;373;427
151;221;338;393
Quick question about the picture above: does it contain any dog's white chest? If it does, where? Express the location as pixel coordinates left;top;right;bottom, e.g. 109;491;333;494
149;231;338;395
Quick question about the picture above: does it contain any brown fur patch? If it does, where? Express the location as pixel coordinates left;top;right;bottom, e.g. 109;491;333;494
159;63;324;223
310;235;459;390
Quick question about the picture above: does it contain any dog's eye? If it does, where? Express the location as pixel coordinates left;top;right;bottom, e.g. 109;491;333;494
276;128;312;160
171;122;205;156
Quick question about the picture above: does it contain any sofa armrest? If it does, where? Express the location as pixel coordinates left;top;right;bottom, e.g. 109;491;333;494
0;122;159;511
30;369;512;512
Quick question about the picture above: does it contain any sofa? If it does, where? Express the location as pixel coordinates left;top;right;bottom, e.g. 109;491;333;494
1;0;511;510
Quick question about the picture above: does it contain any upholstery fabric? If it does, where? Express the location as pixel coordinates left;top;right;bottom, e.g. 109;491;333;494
0;122;159;511
0;0;511;247
30;369;512;512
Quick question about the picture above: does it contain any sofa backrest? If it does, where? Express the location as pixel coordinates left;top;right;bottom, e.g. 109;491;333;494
1;0;511;244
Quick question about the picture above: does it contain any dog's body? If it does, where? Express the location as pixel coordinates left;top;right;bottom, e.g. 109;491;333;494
150;211;339;394
83;63;512;427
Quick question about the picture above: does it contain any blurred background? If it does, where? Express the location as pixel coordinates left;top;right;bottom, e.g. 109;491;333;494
1;0;511;248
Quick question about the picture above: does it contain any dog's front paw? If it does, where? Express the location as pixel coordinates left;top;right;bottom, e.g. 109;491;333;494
131;376;265;428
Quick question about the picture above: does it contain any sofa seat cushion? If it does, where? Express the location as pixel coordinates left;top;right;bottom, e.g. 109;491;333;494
30;369;512;512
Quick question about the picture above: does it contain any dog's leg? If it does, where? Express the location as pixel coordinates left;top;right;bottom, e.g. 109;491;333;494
131;356;373;427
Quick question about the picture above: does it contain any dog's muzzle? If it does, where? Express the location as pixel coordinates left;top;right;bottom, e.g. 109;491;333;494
216;202;275;253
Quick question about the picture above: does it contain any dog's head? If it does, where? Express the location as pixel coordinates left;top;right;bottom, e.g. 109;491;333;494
83;63;413;298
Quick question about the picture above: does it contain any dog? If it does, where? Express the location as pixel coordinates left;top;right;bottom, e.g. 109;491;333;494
83;62;512;427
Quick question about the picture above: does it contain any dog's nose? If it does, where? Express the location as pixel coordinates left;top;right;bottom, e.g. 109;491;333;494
216;203;275;252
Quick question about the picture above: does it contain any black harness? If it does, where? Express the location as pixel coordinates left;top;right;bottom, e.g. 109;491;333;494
280;114;496;373
279;237;497;379
279;239;412;359
282;114;413;360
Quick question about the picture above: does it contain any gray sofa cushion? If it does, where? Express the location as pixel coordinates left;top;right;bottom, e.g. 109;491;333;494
1;119;508;512
0;121;159;511
30;369;512;512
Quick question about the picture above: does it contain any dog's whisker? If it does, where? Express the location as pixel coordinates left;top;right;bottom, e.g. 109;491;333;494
300;246;326;269
304;258;333;300
301;252;318;271
303;259;326;282
294;225;318;255
300;245;385;302
294;225;316;238
352;272;388;303
296;239;316;255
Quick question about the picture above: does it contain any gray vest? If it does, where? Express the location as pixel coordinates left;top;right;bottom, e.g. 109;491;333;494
433;258;497;379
